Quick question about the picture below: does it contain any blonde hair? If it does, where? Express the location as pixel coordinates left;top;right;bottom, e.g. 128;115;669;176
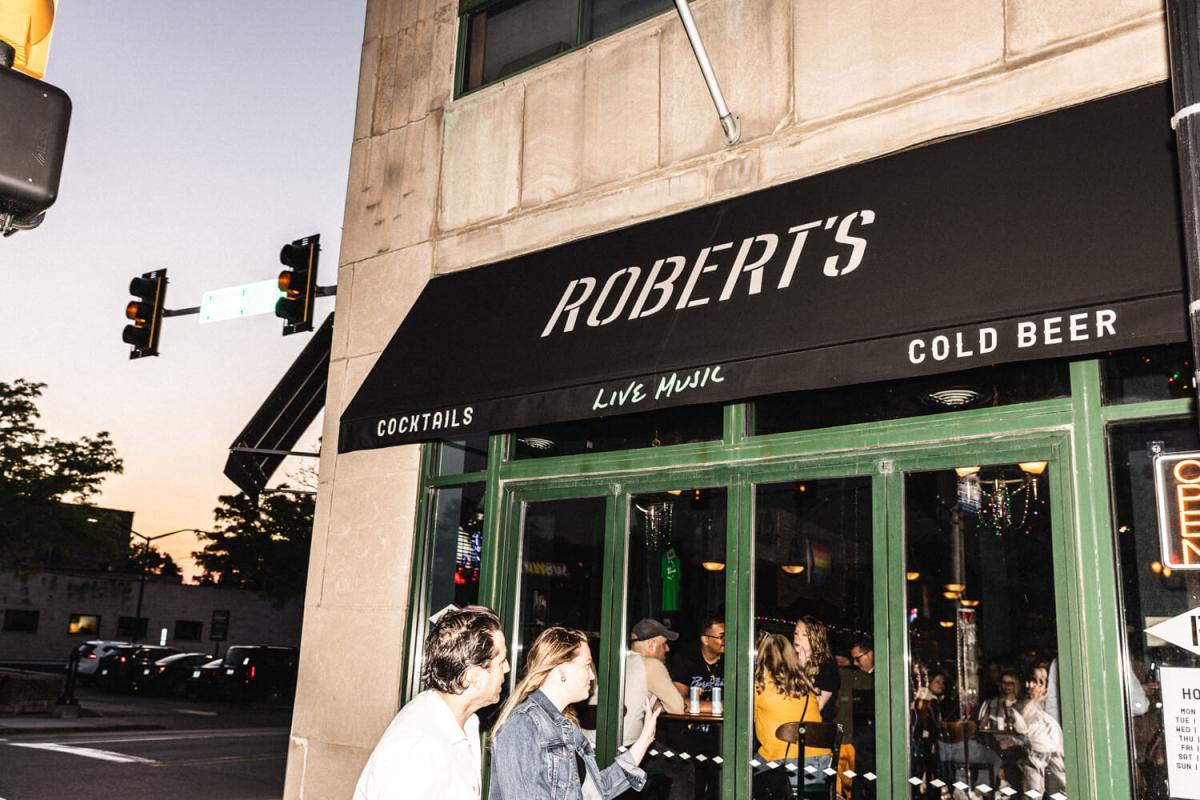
755;632;814;699
794;616;833;686
493;626;588;732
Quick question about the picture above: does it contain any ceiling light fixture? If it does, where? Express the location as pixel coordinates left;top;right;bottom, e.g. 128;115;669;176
925;387;984;408
517;436;555;451
780;564;806;575
701;561;726;572
1019;461;1048;475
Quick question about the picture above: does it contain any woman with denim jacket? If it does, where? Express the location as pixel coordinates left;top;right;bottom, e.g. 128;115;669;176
489;626;662;800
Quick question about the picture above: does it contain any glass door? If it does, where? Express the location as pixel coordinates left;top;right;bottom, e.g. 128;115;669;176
748;474;880;799
618;485;730;800
892;440;1078;800
499;489;616;737
495;435;1081;799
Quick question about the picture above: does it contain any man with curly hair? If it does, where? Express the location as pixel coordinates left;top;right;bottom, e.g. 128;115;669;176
354;605;508;800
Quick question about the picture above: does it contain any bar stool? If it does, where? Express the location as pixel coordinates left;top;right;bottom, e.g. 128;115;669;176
775;721;844;800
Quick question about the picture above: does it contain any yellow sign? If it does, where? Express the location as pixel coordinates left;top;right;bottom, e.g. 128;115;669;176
1155;452;1200;570
0;0;56;78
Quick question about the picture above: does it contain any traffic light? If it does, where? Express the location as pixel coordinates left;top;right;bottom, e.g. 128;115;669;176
276;234;319;335
123;270;167;359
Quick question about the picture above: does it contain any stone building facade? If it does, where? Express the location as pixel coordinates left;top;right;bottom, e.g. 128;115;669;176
286;2;1174;797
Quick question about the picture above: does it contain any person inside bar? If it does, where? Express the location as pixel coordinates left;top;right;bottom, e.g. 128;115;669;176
1012;663;1066;795
624;618;685;745
668;616;725;799
753;632;832;793
793;616;840;721
849;634;876;797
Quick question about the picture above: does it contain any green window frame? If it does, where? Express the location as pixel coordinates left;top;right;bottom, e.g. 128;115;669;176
401;356;1195;797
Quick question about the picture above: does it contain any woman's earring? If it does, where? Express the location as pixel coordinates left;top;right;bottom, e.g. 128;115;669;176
559;670;567;684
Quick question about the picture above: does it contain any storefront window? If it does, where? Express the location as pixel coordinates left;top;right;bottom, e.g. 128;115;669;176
752;361;1070;436
1110;418;1200;799
751;477;875;799
905;464;1066;798
427;483;485;616
621;488;727;799
515;497;608;731
436;435;489;476
1102;344;1194;405
510;402;724;460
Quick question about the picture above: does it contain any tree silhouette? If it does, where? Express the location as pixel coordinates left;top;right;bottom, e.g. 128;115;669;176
0;380;124;569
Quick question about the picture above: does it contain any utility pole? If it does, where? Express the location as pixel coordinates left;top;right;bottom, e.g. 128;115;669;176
1165;1;1200;423
129;528;210;644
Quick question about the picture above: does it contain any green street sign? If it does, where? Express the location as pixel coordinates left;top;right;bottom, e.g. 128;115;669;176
200;279;284;323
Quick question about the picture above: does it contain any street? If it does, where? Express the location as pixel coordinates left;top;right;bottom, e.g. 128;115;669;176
0;688;292;800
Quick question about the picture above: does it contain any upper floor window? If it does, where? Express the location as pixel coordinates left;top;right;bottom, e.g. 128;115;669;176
460;0;675;93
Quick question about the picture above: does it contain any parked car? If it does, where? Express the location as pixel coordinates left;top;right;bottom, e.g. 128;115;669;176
137;652;209;696
72;640;129;681
96;645;180;691
219;646;299;704
185;657;225;700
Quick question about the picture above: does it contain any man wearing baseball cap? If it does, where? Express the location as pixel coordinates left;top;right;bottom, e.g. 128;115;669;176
623;618;685;747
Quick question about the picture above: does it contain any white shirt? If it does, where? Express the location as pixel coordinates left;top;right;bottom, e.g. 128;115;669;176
354;689;482;800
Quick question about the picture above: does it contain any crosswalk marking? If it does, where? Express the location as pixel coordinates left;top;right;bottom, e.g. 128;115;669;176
8;742;157;764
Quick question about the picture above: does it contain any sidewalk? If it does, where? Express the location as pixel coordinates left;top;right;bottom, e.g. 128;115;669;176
0;693;167;735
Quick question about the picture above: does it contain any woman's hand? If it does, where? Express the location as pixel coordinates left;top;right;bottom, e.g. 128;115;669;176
639;696;663;741
627;698;663;766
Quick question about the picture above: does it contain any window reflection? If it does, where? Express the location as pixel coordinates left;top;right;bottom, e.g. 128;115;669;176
752;478;874;799
510;402;723;460
752;360;1070;437
516;497;607;733
624;488;727;800
1110;419;1199;800
428;484;485;617
905;465;1066;799
1102;344;1195;405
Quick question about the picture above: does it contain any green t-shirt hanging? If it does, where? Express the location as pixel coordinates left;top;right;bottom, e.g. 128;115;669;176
661;549;681;611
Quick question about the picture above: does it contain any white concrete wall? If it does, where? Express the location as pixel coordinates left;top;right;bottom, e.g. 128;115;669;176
287;1;1169;796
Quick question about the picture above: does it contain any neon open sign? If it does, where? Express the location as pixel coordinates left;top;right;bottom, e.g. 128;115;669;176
1155;452;1200;570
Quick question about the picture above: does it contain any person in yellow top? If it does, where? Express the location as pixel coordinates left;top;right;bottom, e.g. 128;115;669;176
753;632;832;794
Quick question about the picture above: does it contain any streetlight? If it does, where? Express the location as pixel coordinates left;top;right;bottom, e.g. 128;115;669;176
129;528;210;644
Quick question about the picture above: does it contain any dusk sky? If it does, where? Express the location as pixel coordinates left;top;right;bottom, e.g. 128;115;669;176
2;2;366;578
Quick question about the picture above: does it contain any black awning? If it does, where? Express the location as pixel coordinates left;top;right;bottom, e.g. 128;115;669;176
225;313;333;496
340;85;1187;454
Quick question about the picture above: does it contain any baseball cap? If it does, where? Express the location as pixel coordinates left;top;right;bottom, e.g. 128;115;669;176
630;618;679;642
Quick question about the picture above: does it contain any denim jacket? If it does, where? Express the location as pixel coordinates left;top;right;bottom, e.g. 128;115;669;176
489;689;647;800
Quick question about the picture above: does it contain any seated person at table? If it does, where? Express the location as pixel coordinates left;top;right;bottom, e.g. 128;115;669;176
624;618;685;747
668;617;725;799
793;616;840;722
978;669;1022;728
753;633;832;785
1012;663;1066;796
669;616;725;712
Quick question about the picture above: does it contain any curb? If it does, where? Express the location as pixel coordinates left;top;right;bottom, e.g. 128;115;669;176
0;723;166;735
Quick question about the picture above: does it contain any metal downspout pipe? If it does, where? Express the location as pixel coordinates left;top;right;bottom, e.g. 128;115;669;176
671;0;740;146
